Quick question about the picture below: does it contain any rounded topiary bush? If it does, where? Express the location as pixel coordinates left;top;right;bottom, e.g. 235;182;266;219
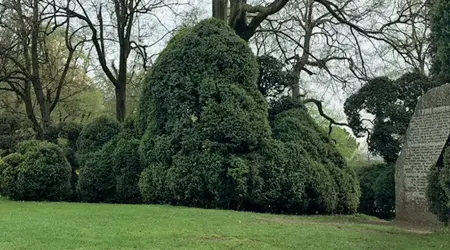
77;116;121;163
77;131;144;204
60;122;83;147
59;122;83;196
138;19;270;208
77;137;118;203
1;141;72;201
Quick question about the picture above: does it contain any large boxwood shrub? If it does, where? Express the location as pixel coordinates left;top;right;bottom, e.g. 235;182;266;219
137;18;360;215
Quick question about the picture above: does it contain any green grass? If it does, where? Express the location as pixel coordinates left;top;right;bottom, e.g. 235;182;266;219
0;197;448;250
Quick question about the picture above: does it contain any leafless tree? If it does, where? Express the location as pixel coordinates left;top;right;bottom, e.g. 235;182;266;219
242;0;430;134
0;0;87;138
51;0;188;122
212;0;289;41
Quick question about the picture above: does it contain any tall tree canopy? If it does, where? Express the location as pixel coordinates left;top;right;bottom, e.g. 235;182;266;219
344;72;437;164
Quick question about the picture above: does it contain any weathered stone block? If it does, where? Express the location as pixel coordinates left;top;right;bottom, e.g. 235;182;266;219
395;83;450;225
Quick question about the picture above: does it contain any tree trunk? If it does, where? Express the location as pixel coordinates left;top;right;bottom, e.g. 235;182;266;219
115;84;126;122
31;0;52;135
212;0;228;21
23;87;44;139
291;69;301;99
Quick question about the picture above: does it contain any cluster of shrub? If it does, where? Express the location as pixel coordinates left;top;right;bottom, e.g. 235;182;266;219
1;19;362;215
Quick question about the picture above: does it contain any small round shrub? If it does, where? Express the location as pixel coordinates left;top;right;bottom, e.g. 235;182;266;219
357;163;395;219
2;141;72;201
330;167;361;214
77;116;121;163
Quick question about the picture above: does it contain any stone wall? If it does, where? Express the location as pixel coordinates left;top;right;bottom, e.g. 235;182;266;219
395;84;450;225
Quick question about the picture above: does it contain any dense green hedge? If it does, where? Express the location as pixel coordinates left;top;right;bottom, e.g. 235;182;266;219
137;18;360;214
427;148;450;224
0;141;72;201
76;117;144;203
357;163;395;219
112;137;143;203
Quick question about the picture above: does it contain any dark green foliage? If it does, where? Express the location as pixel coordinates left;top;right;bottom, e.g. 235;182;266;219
137;18;359;215
59;122;83;196
0;114;31;157
138;19;270;208
257;55;293;100
357;163;395;219
77;128;145;203
431;0;450;83
123;115;139;137
344;73;438;164
427;148;450;224
15;139;42;154
77;116;121;163
270;105;360;214
112;138;143;203
77;137;118;203
0;153;24;197
76;118;120;202
60;122;83;147
0;141;71;201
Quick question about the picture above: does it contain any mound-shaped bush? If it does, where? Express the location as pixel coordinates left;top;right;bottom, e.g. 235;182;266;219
270;101;360;214
138;19;270;208
76;117;122;202
138;18;359;214
77;136;118;203
0;141;71;201
112;137;143;203
59;122;83;196
77;129;144;203
77;116;121;163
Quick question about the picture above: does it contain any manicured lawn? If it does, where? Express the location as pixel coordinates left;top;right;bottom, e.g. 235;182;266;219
0;197;448;250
